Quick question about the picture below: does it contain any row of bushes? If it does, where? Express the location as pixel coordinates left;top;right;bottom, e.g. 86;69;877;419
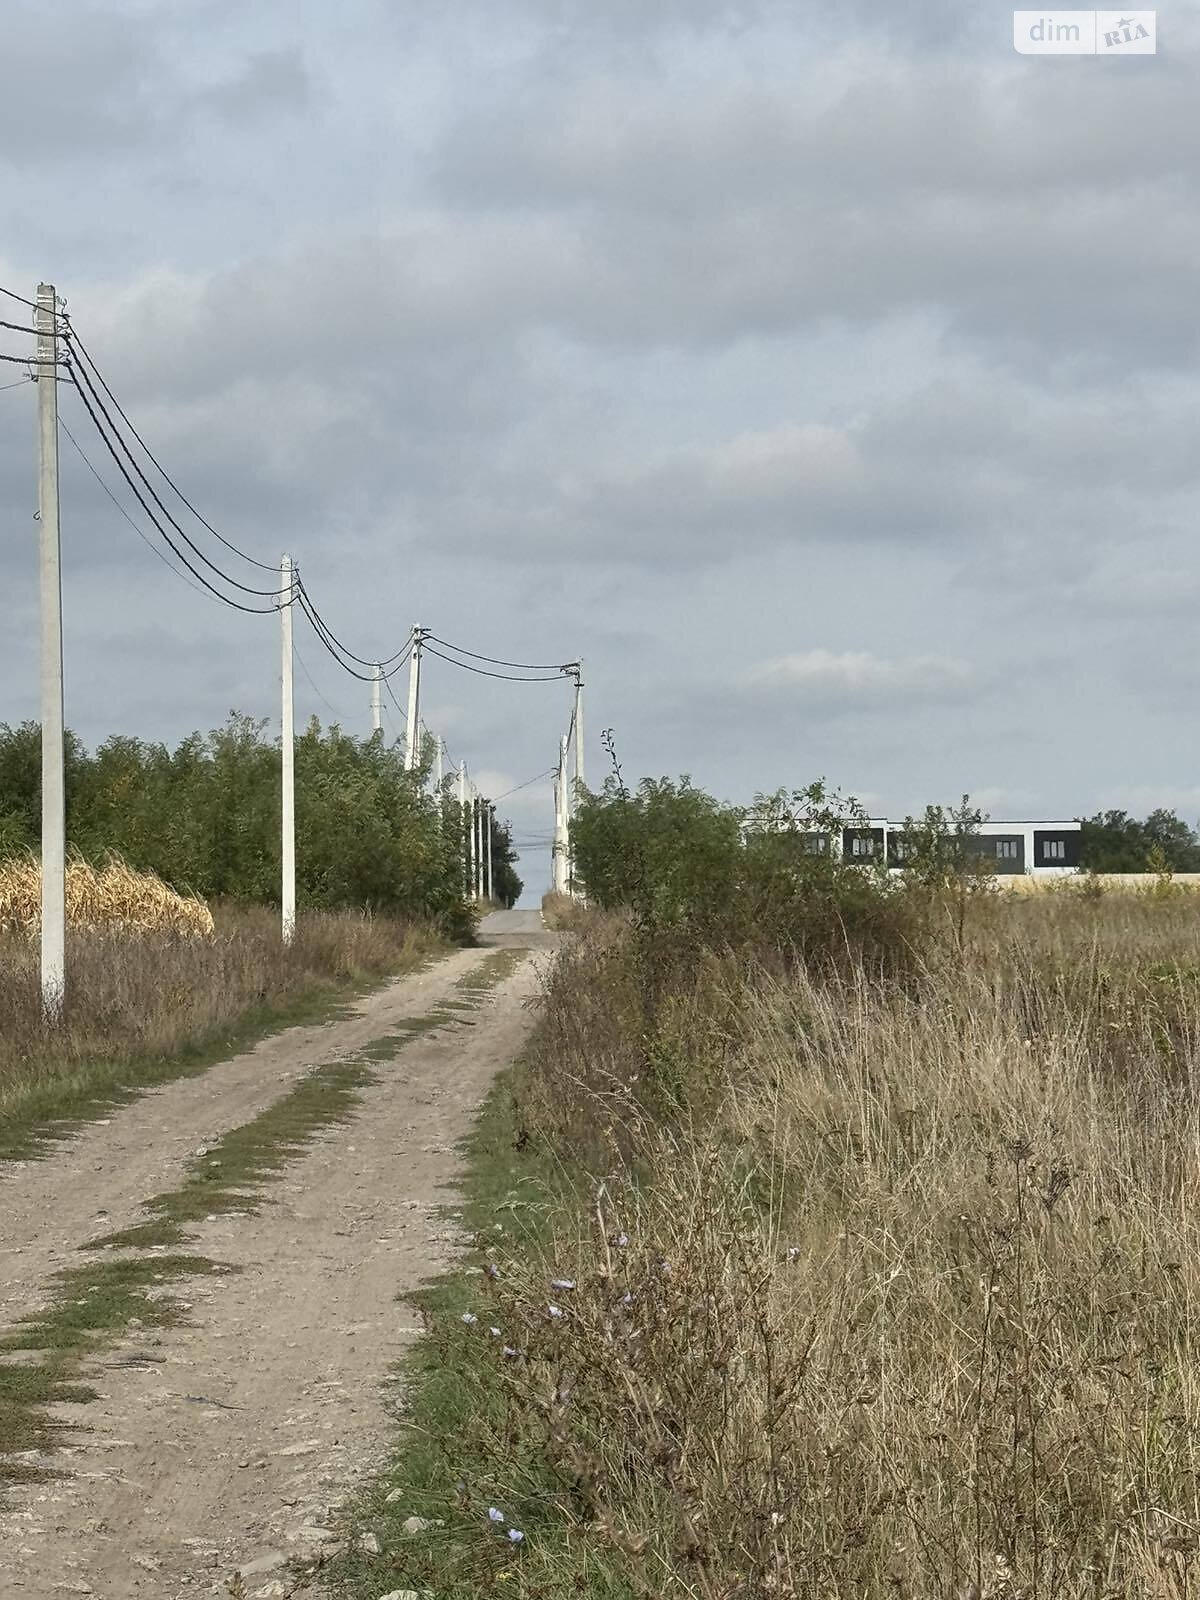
570;773;1200;922
0;716;523;934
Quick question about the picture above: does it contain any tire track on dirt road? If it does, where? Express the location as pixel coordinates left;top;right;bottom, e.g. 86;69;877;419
0;946;485;1327
0;912;555;1599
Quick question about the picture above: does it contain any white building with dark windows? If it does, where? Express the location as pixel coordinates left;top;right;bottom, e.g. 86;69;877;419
801;818;1082;876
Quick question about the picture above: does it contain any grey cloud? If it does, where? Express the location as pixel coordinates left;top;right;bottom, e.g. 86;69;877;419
192;50;313;124
430;58;1200;369
0;4;158;159
4;0;1199;898
740;649;977;710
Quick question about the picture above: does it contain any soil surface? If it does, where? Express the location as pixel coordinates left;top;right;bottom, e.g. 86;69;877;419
0;911;553;1599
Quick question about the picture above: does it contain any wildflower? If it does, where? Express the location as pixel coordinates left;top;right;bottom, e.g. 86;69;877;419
502;1345;521;1359
488;1507;506;1524
612;1232;629;1249
508;1527;525;1543
620;1291;635;1308
485;1262;500;1280
547;1303;564;1319
461;1312;478;1326
655;1258;671;1276
785;1247;801;1264
489;1326;501;1338
550;1278;576;1292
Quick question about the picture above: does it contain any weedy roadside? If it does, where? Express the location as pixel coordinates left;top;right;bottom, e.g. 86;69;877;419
326;893;1200;1600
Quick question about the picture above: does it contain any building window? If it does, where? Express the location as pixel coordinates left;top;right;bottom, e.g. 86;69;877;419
851;836;874;857
996;840;1019;860
802;834;828;855
1042;839;1065;861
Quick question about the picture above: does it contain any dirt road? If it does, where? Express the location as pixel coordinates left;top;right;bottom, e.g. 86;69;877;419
0;912;552;1598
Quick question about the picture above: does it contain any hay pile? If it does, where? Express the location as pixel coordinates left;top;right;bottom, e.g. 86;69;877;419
0;854;215;938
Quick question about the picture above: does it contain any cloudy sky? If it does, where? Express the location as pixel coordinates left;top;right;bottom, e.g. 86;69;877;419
2;0;1197;894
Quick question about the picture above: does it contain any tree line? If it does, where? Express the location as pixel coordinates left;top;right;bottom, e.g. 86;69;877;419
570;772;1200;919
0;715;522;931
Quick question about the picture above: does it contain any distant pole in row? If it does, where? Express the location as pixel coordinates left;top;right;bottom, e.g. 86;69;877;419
485;803;493;903
552;733;570;895
468;779;478;897
280;554;296;944
434;734;444;790
371;662;382;736
476;800;486;901
36;281;65;1021
457;762;469;894
573;661;585;794
405;625;423;771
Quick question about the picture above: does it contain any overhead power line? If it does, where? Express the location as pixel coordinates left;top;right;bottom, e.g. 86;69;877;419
426;634;577;674
0;282;46;313
296;588;412;684
58;413;217;606
71;354;290;599
294;640;353;723
64;328;280;574
492;768;556;803
295;578;412;671
383;671;409;723
22;289;586;752
423;642;565;683
68;371;289;615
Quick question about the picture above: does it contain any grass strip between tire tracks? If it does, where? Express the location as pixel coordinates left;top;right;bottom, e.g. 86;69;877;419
0;946;526;1501
320;1063;634;1600
0;931;446;1163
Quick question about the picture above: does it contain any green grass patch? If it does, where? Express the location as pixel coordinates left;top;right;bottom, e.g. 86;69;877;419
455;947;527;996
89;1058;379;1250
0;1255;229;1493
1;1256;230;1353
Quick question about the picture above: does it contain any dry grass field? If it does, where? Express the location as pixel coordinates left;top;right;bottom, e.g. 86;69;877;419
378;888;1200;1599
0;905;442;1154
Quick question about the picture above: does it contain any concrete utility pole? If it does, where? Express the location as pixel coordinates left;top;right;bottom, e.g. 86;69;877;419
404;625;422;771
552;734;570;895
468;786;478;900
434;736;444;791
570;664;584;895
573;662;585;795
485;802;493;904
280;554;296;944
457;763;470;895
36;283;65;1021
371;663;381;736
475;799;485;901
